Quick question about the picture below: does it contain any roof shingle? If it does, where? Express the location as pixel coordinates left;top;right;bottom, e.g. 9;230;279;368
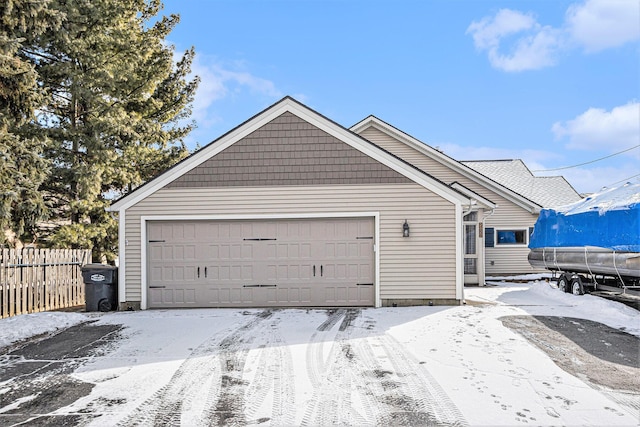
461;159;581;208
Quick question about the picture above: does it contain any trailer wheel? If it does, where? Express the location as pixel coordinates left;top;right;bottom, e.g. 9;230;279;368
557;274;570;293
571;277;584;296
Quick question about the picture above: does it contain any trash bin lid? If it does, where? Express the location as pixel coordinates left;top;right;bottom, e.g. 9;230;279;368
81;263;117;271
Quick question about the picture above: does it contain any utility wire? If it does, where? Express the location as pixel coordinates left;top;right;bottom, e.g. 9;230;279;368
603;173;640;188
532;144;640;172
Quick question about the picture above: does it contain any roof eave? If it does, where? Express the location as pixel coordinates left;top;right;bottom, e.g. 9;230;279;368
351;117;542;214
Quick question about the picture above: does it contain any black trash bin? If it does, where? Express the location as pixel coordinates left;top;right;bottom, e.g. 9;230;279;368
81;264;118;312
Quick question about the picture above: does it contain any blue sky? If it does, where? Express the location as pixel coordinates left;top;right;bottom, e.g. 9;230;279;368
162;0;639;195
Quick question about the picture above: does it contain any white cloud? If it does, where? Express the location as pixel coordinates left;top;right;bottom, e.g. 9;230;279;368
188;54;282;127
467;9;561;72
566;0;640;52
468;0;640;71
467;9;537;50
551;102;640;153
487;26;561;72
543;163;640;194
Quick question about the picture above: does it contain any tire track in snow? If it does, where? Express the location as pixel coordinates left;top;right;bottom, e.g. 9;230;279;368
371;333;468;426
345;313;467;426
201;309;274;426
242;313;296;426
301;309;382;426
266;327;296;426
113;311;272;427
301;309;467;426
304;309;345;389
302;309;352;425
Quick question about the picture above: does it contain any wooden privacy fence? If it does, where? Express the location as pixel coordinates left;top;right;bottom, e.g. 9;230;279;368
1;248;92;319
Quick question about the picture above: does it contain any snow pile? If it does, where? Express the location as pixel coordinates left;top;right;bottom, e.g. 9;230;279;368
529;181;640;251
525;280;640;336
0;311;90;348
561;181;640;215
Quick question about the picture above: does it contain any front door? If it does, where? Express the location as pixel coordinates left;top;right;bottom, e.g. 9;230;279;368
464;212;480;285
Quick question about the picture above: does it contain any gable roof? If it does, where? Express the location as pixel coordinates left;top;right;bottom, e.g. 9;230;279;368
461;160;581;208
350;115;545;214
108;97;471;212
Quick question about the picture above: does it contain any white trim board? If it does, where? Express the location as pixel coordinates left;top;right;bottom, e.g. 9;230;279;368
118;209;126;304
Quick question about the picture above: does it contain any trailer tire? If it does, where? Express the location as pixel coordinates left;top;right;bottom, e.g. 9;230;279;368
557;274;571;293
571;277;584;296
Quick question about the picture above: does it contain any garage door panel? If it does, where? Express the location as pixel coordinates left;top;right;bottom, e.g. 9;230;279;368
242;265;253;280
359;264;373;281
150;246;162;261
174;223;194;240
148;217;375;308
358;241;371;255
149;287;197;306
242;245;253;259
230;288;241;303
229;223;244;238
359;285;374;300
208;287;242;304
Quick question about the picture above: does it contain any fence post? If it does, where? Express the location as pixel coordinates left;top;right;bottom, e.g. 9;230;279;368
1;249;7;318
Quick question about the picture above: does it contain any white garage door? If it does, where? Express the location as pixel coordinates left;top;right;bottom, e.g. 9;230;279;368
147;218;375;308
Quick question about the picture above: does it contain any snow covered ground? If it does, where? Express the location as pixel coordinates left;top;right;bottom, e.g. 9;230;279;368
1;279;638;426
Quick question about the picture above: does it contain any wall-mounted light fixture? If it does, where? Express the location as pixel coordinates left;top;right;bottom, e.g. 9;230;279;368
403;220;410;237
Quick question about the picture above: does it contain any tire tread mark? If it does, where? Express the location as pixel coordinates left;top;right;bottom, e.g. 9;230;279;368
113;327;230;427
270;332;296;426
302;309;384;426
243;321;278;420
301;310;346;425
376;333;468;426
113;312;270;427
202;310;274;426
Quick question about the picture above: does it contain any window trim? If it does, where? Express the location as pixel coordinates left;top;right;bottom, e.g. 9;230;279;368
494;228;529;247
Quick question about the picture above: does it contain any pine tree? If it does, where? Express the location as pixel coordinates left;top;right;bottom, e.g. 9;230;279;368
19;0;198;261
0;0;62;244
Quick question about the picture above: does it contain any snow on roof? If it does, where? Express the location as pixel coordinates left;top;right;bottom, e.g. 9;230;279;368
461;159;581;208
558;181;640;215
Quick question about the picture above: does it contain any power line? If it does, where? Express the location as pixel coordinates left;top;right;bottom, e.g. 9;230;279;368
532;144;640;172
603;173;640;188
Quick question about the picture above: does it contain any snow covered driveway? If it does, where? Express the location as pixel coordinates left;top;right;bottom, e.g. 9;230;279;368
1;281;638;426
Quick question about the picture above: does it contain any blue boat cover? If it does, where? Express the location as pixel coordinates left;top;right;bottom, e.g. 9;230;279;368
529;182;640;252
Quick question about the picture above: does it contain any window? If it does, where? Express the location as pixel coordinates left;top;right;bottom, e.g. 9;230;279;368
464;258;477;274
485;227;495;247
463;212;477;221
496;229;527;245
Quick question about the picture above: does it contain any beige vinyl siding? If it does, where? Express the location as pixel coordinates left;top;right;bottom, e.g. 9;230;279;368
123;183;457;303
359;126;541;275
483;202;540;275
360;128;464;183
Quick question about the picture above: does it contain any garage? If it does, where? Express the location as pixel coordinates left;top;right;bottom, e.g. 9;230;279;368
147;217;375;308
110;97;471;310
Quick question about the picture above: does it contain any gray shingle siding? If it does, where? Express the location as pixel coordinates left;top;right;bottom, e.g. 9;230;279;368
168;112;411;188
